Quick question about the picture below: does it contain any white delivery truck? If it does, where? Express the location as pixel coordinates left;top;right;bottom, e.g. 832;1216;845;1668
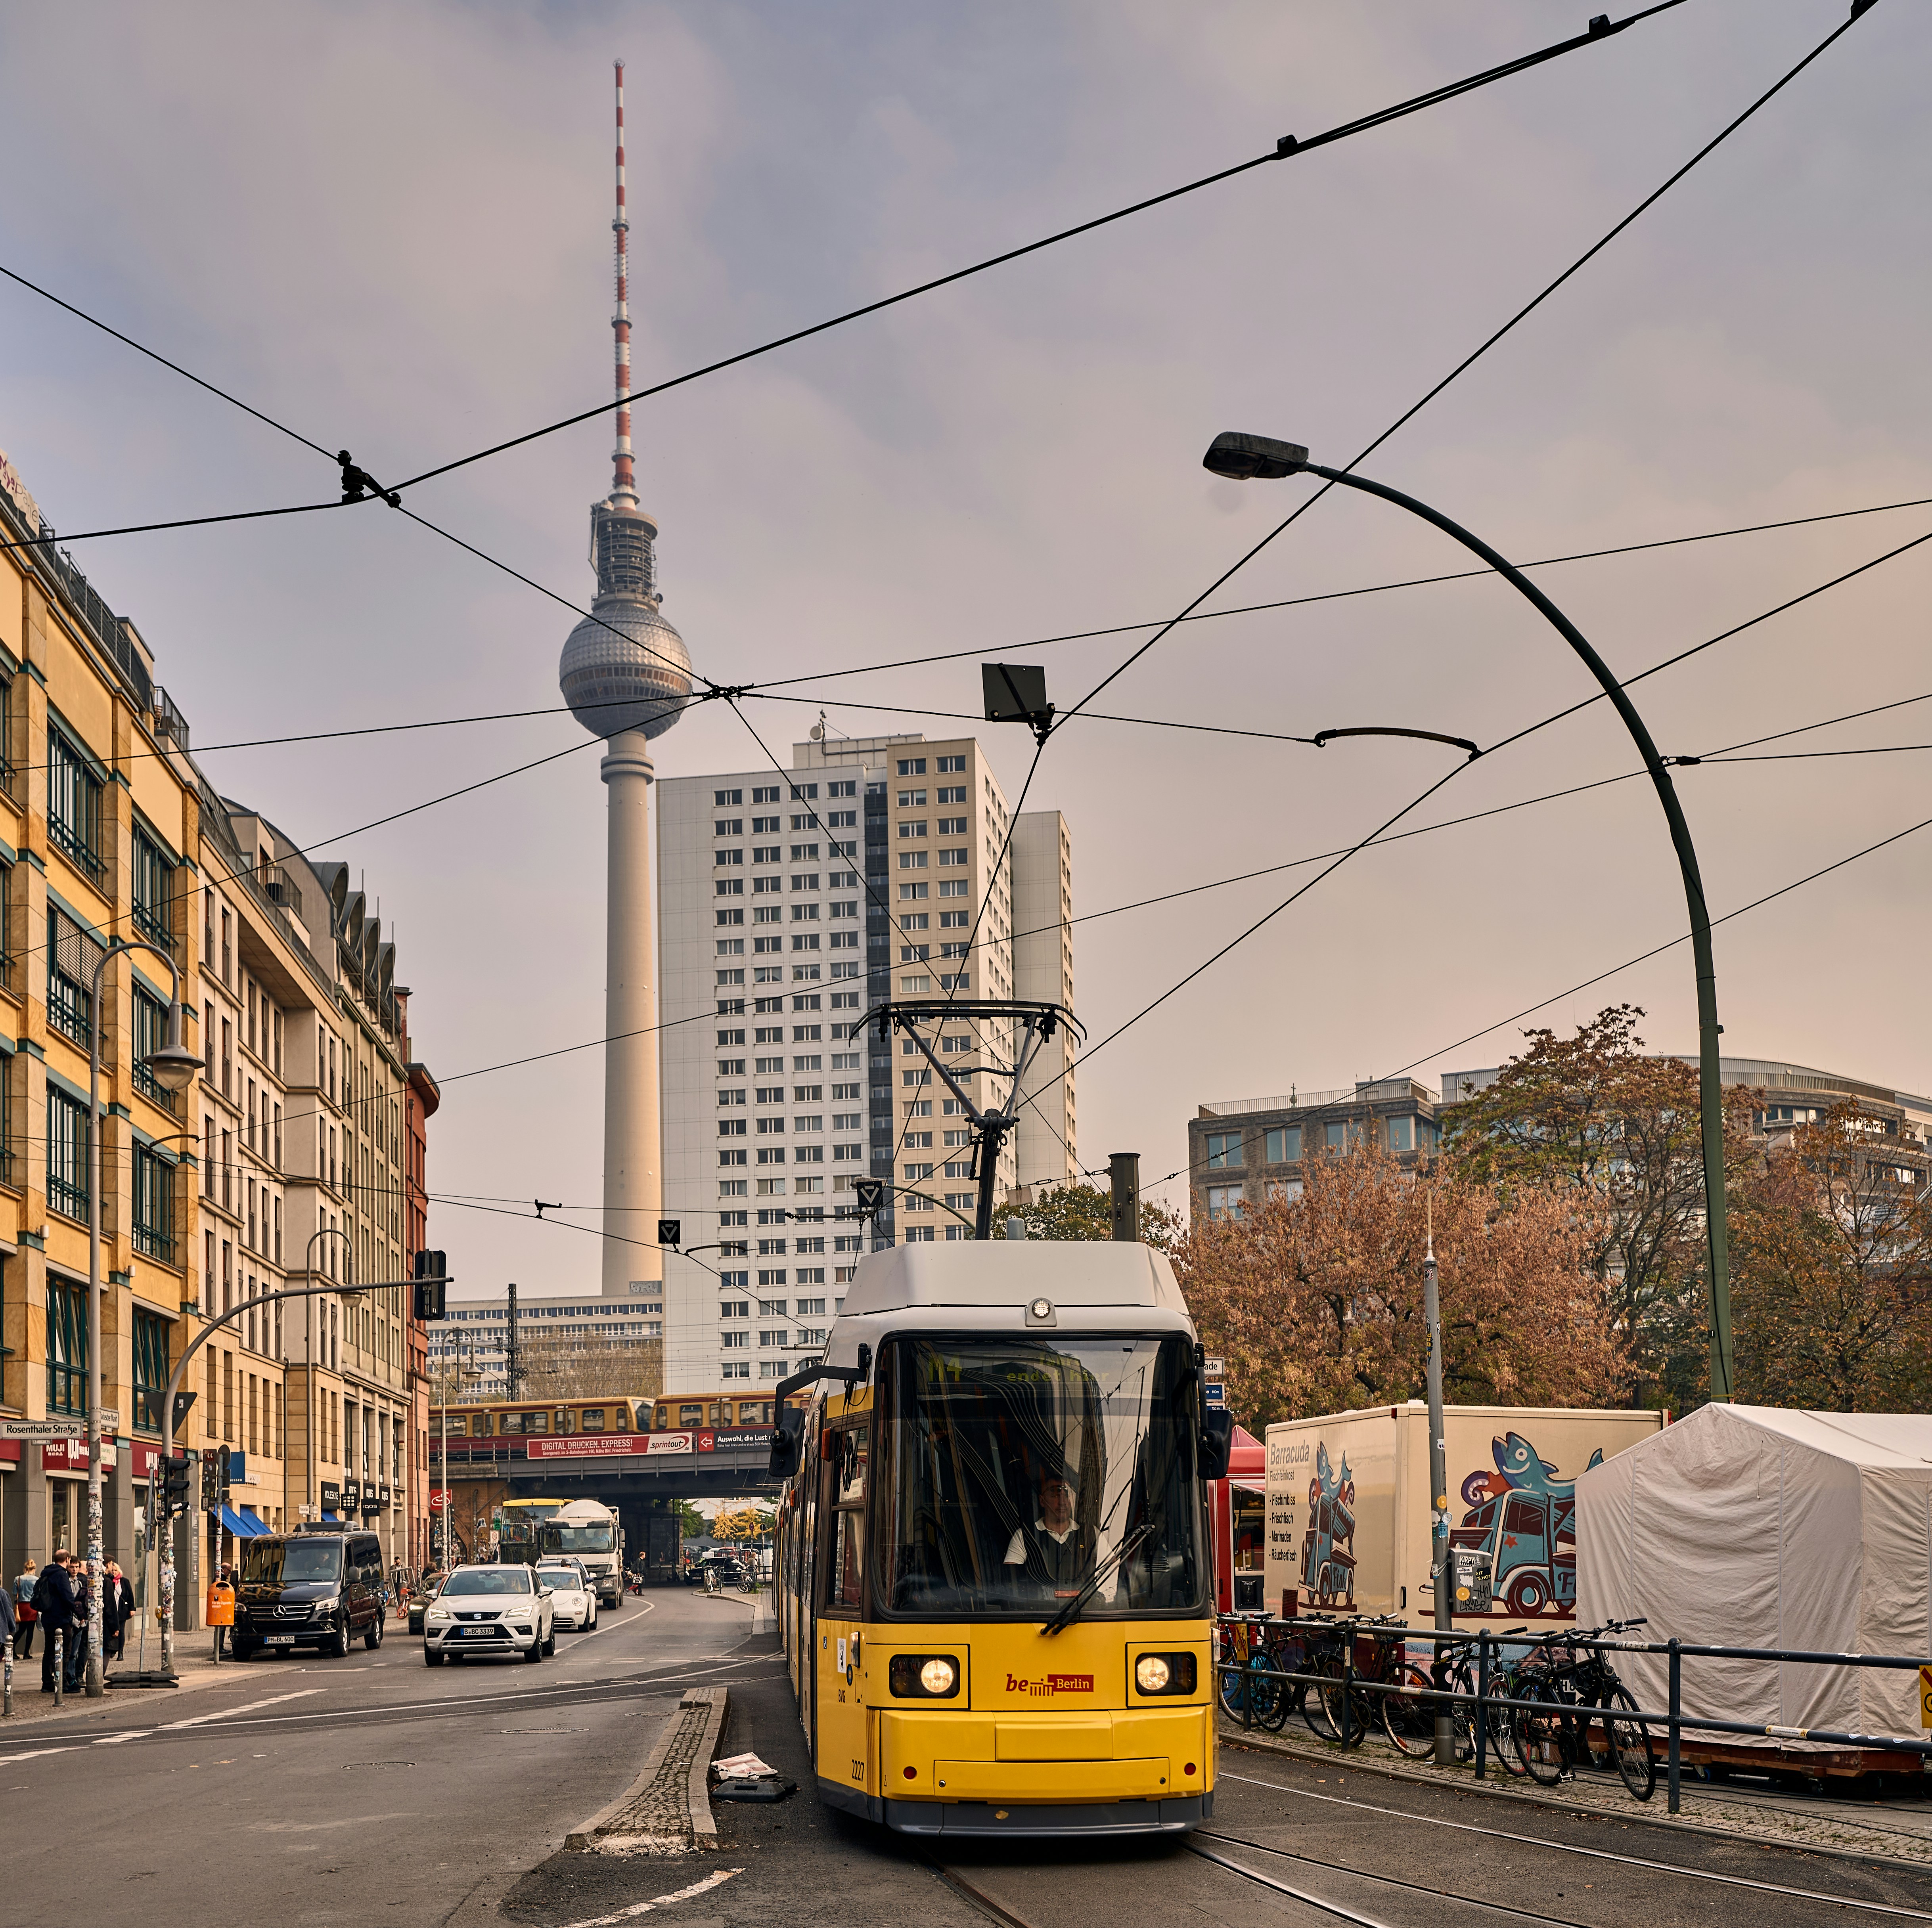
1264;1402;1662;1628
540;1500;626;1607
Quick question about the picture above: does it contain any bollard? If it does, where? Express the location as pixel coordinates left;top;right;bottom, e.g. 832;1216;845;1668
1475;1630;1490;1780
54;1628;64;1709
1668;1639;1682;1814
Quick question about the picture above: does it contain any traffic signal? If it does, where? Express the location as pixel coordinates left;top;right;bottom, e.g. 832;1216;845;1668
413;1249;447;1321
657;1219;681;1250
854;1179;884;1215
160;1455;191;1518
201;1453;232;1509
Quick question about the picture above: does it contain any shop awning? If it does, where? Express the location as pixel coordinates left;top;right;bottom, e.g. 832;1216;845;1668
219;1505;268;1538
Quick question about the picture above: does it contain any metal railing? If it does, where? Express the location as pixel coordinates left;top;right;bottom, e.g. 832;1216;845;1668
1218;1611;1932;1814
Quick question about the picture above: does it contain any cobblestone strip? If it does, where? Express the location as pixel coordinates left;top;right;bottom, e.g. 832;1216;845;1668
1220;1717;1932;1873
567;1691;729;1858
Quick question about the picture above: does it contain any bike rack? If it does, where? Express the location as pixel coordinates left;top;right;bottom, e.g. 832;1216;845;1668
1218;1614;1932;1814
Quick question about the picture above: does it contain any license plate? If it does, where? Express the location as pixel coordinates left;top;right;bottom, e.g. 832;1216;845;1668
266;1635;295;1646
454;1627;493;1639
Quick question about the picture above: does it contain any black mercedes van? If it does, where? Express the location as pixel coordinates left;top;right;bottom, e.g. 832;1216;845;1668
232;1530;386;1658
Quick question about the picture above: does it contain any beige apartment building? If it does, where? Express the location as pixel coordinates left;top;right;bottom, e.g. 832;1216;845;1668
0;453;434;1626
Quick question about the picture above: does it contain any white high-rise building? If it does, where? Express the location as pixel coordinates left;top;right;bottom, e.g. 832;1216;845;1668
656;733;1078;1388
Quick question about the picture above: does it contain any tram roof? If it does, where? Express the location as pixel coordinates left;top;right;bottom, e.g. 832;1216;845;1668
823;1239;1192;1362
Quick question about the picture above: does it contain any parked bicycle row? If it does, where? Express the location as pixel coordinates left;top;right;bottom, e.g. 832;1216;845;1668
1215;1609;1660;1800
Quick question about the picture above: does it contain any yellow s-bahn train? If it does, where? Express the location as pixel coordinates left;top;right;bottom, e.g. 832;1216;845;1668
771;1238;1233;1839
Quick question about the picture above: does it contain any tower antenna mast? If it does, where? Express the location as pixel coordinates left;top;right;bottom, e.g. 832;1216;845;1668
612;59;636;507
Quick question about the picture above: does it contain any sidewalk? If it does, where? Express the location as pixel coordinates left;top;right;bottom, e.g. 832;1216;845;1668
2;1642;237;1730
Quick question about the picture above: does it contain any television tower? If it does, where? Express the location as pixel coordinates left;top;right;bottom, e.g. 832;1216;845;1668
558;59;694;1293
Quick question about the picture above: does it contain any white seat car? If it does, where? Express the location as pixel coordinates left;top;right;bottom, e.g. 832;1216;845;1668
536;1557;597;1632
422;1563;555;1666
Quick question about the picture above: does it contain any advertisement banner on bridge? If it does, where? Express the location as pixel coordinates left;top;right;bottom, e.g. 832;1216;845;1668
526;1430;694;1460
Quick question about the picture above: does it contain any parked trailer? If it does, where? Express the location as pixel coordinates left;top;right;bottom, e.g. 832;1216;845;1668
1264;1402;1662;1626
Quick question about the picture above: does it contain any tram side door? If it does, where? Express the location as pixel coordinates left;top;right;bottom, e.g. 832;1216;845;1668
816;1419;871;1800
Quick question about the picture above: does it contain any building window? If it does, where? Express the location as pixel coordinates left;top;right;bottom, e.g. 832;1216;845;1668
1264;1127;1299;1164
1325;1121;1362;1152
46;1274;87;1416
133;985;181;1113
1204;1185;1242;1222
134;1306;170;1433
47;1086;90;1222
47;725;103;882
134;1143;177;1263
47;907;102;1050
1386;1115;1414;1152
132;825;175;953
1205;1132;1243;1170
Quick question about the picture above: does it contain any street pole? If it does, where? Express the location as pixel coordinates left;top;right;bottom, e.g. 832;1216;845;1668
84;937;198;1697
155;1265;444;1679
1423;1201;1454;1765
1202;436;1734;1399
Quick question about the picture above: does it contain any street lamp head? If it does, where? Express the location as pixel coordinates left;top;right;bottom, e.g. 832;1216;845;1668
143;1000;202;1094
1202;430;1310;481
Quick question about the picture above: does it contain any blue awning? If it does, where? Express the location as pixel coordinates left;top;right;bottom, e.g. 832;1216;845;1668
219;1505;268;1538
321;1512;341;1523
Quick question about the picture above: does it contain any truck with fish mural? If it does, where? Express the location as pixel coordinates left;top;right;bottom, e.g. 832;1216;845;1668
1264;1404;1662;1626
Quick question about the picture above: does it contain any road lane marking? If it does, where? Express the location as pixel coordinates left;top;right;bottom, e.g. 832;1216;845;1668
553;1869;741;1926
0;1746;82;1764
162;1689;324;1728
92;1730;154;1744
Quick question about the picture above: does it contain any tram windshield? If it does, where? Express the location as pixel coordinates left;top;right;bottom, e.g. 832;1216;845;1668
883;1334;1202;1619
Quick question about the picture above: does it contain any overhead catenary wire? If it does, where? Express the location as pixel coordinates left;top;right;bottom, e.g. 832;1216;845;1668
1053;2;1878;738
0;7;1686;557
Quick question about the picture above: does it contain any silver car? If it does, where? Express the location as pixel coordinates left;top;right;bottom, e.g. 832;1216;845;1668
422;1564;555;1666
536;1557;597;1632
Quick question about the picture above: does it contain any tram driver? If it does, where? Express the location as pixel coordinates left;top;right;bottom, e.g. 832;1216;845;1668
1003;1461;1099;1595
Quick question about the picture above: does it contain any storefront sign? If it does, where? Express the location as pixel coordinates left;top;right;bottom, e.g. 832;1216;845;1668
525;1430;694;1461
360;1490;384;1517
42;1437;117;1472
343;1478;361;1510
430;1490;452;1510
128;1442;162;1480
320;1481;342;1513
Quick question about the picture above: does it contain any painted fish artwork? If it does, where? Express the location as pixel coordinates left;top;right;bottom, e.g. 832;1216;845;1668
1448;1429;1599;1618
1301;1440;1358;1608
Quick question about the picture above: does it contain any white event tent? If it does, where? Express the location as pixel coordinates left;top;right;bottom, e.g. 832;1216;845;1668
1575;1403;1932;1752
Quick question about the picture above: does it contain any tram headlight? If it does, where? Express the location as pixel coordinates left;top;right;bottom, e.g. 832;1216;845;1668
888;1653;962;1698
1133;1651;1198;1697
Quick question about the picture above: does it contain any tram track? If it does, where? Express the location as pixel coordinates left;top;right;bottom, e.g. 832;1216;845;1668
1219;1771;1932;1920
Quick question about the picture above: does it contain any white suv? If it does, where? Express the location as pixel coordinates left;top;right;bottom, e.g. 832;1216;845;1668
422;1563;555;1666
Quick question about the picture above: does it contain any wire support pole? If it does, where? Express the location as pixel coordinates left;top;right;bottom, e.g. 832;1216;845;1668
1302;460;1733;1400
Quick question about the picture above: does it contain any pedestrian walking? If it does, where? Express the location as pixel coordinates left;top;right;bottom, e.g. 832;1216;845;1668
111;1563;135;1662
11;1560;36;1660
36;1551;77;1694
206;1569;236;1662
101;1561;130;1663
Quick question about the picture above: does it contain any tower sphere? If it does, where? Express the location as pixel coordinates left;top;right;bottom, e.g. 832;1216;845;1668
559;595;693;742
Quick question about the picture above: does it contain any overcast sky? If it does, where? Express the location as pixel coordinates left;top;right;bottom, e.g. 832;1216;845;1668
3;1;1926;1299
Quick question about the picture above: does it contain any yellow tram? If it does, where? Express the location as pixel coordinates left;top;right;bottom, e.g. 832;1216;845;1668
772;1237;1231;1838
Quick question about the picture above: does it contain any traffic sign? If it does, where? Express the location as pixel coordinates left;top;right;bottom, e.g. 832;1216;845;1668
99;1407;121;1429
1204;1384;1226;1411
430;1490;452;1511
1202;1357;1224;1379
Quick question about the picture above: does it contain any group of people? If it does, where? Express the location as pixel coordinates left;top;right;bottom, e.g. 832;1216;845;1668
6;1551;138;1692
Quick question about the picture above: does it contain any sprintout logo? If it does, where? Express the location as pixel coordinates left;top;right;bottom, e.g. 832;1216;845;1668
1005;1673;1094;1697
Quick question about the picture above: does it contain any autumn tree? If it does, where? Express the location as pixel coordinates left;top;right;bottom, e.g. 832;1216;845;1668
1174;1140;1623;1431
1013;1181;1183;1251
1729;1101;1932;1410
1442;1005;1755;1408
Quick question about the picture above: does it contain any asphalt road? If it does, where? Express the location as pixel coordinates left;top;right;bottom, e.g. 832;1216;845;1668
8;1600;1931;1928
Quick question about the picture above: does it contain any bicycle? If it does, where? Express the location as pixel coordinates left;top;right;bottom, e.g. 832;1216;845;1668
1216;1614;1292;1732
1298;1614;1409;1750
1512;1618;1655;1800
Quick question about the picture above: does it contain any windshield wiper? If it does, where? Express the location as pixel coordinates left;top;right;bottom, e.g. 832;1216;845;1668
1041;1520;1155;1637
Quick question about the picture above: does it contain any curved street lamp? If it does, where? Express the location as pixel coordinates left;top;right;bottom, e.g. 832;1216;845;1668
1204;430;1733;1400
82;939;199;1695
